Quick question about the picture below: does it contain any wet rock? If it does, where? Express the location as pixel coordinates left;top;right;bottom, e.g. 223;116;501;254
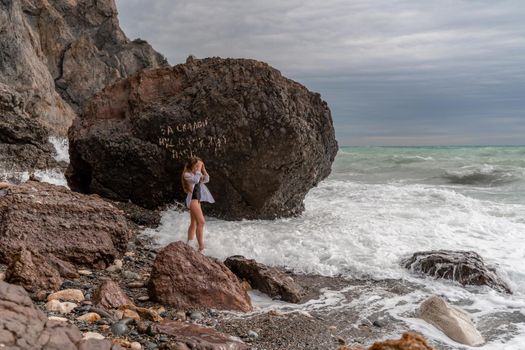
0;280;121;349
189;311;203;321
45;299;78;314
67;57;338;220
111;319;131;336
148;242;251;311
419;295;485;346
5;248;62;293
248;330;259;339
48;289;85;302
403;250;511;293
338;332;435;350
92;280;134;310
152;320;248;350
0;181;131;267
225;255;305;303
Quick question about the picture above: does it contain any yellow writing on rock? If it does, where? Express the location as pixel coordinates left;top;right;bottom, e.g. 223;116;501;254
158;119;227;159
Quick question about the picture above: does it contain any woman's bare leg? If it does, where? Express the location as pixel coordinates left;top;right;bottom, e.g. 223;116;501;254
190;200;206;252
187;208;197;242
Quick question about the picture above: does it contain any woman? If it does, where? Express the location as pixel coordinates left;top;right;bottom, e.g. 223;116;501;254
181;157;215;252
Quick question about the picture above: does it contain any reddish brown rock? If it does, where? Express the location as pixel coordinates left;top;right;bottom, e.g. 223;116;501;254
92;280;133;310
151;320;248;350
67;57;338;220
225;255;305;303
338;332;435;350
0;181;132;267
0;280;124;350
5;248;62;293
148;242;252;312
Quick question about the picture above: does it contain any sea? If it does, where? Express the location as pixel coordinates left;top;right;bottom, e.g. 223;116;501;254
7;143;525;349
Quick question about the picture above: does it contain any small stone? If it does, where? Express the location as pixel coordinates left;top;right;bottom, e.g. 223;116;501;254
83;332;105;340
99;324;110;331
137;295;149;301
336;336;346;345
190;311;203;321
33;290;48;301
170;343;189;350
122;270;141;280
60;280;76;289
158;335;168;342
48;316;68;322
125;252;135;257
114;310;124;320
113;339;132;348
122;309;141;321
45;299;78;314
175;310;186;321
47;289;84;302
268;310;285;317
328;325;337;332
145;342;158;350
248;330;258;339
77;312;101;323
111;320;130;336
0;272;5;281
373;318;387;328
130;342;142;350
128;281;145;289
106;259;123;273
78;269;93;276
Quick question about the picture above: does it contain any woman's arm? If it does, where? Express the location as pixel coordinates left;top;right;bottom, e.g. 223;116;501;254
184;171;202;184
201;163;210;183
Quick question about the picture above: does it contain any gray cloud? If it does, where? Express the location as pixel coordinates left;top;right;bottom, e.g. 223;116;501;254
115;0;525;145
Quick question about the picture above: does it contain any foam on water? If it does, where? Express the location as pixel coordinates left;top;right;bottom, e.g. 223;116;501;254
49;136;70;163
146;146;525;349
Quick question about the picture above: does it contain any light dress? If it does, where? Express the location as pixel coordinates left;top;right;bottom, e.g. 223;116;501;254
184;171;215;208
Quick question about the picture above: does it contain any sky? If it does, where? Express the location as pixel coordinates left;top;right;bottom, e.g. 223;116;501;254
115;0;525;146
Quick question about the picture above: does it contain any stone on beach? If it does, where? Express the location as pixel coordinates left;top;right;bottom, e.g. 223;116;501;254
0;181;131;267
45;299;78;314
151;320;249;350
92;280;134;310
148;241;252;311
77;312;102;323
48;289;85;302
0;281;122;349
5;248;62;293
419;295;485;346
403;250;511;293
67;57;338;220
338;332;435;350
225;255;305;303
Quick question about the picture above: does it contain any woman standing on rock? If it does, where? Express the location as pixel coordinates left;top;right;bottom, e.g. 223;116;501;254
181;157;215;252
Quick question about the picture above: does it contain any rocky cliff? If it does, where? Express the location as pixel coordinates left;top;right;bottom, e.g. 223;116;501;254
0;0;168;136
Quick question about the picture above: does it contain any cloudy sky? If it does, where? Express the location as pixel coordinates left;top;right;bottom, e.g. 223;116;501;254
115;0;525;146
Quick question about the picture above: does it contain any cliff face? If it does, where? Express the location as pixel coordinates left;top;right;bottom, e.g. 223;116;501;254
0;0;168;136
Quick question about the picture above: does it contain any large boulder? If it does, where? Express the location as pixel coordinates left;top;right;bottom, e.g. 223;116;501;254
0;280;123;350
148;241;252;312
92;280;133;310
403;250;511;293
224;255;305;303
67;57;338;220
0;0;167;136
339;332;435;350
151;320;248;350
0;181;131;267
419;295;484;346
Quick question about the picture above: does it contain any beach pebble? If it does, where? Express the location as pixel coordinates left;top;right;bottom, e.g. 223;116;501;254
122;270;141;280
169;343;189;350
33;290;48;301
78;269;93;276
122;309;141;321
0;272;5;281
77;312;101;323
48;316;68;322
47;289;84;302
111;320;130;336
106;259;123;272
373;318;387;328
125;251;135;257
190;311;203;321
158;335;169;342
137;295;149;301
82;332;105;340
130;342;142;350
248;330;259;339
128;281;145;288
45;299;78;314
175;310;186;321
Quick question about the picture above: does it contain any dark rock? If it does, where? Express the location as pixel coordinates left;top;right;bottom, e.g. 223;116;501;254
225;255;305;303
0;181;132;267
111;320;130;336
152;320;248;350
403;250;511;293
92;280;134;310
67;57;338;220
5;248;62;293
148;242;252;312
0;280;124;349
49;255;81;279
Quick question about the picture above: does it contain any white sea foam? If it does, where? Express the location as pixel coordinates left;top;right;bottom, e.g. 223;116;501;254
49;136;70;163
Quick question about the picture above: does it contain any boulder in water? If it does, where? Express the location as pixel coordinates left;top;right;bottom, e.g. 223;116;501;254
148;241;252;311
402;250;511;293
224;255;305;303
0;181;131;267
419;295;485;346
67;57;338;220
